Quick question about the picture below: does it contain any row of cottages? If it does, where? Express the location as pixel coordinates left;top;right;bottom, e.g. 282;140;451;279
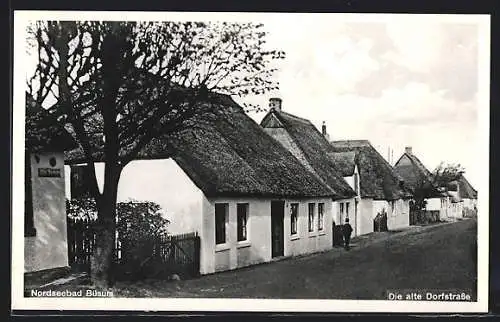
393;147;478;221
329;140;413;235
63;93;349;275
24;94;77;273
393;147;450;220
260;98;412;237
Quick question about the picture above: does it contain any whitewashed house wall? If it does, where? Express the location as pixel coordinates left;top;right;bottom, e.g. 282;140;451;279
373;199;410;231
201;197;333;274
426;197;442;211
65;159;204;235
25;152;69;273
65;160;336;275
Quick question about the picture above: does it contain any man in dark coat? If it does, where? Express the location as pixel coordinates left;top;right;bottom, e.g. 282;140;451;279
342;218;353;250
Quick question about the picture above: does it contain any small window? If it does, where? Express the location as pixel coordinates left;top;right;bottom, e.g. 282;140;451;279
290;203;299;235
25;152;36;237
308;203;315;232
237;203;249;242
345;202;350;219
215;203;228;245
317;203;324;231
339;202;344;215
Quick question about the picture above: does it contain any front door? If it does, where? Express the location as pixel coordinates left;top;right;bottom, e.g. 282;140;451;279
271;200;285;258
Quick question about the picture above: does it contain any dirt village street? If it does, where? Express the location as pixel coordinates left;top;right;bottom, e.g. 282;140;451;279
38;218;476;300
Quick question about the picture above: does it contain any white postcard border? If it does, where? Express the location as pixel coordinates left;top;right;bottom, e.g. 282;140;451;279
11;10;491;313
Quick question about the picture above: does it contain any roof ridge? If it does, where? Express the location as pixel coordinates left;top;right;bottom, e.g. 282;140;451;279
278;110;314;125
406;153;435;180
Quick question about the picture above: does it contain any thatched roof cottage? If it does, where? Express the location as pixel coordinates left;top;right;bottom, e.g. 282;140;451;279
65;93;338;275
393;146;450;221
329;139;413;234
260;98;359;239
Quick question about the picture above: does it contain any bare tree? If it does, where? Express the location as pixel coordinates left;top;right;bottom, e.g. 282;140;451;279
27;20;285;287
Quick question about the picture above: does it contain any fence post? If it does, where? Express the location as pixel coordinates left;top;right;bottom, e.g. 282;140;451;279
194;235;201;276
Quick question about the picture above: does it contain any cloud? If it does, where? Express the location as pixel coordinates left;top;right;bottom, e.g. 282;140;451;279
347;21;478;102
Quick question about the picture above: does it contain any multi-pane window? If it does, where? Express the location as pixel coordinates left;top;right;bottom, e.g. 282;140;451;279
215;203;228;245
237;203;249;242
317;203;324;231
308;203;315;232
290;203;299;235
25;153;36;237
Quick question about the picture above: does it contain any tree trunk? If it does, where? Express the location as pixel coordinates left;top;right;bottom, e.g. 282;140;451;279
90;199;117;288
90;164;122;288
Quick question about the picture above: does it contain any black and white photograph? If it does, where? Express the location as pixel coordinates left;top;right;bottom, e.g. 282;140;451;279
12;11;490;313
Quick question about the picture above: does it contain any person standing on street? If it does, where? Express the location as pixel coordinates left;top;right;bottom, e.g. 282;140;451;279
342;218;353;250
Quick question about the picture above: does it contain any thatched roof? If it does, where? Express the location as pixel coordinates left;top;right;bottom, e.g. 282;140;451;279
393;152;444;198
65;94;334;199
456;175;478;199
330;140;412;200
260;110;357;200
25;93;77;153
327;151;356;177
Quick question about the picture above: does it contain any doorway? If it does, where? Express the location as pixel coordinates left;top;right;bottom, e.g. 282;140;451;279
271;200;285;258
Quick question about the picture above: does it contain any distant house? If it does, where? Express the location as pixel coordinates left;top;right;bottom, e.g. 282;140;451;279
260;98;360;237
456;174;478;213
445;174;478;219
25;93;77;274
393;146;449;221
329;140;413;234
65;94;337;275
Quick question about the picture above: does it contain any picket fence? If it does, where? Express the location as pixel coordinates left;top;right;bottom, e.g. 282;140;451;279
67;218;201;280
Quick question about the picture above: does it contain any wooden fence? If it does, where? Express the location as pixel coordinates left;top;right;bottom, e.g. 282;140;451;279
67;218;201;280
332;225;344;247
409;210;440;225
373;212;388;232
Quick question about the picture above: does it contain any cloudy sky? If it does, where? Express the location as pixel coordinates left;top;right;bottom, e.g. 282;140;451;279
234;14;488;188
19;12;488;188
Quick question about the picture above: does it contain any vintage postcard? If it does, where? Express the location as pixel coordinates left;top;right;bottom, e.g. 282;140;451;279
12;11;490;313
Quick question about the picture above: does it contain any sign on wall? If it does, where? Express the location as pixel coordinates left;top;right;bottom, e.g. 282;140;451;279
38;168;61;178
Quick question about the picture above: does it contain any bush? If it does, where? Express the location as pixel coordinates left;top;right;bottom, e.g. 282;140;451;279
66;198;171;280
66;198;169;238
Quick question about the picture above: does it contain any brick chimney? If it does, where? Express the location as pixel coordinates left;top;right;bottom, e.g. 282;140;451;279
322;121;330;140
269;97;282;112
405;146;412;155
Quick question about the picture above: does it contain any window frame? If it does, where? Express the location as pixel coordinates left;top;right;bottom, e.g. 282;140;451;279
215;203;228;245
237;203;249;242
290;203;299;236
308;203;315;233
317;203;325;231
